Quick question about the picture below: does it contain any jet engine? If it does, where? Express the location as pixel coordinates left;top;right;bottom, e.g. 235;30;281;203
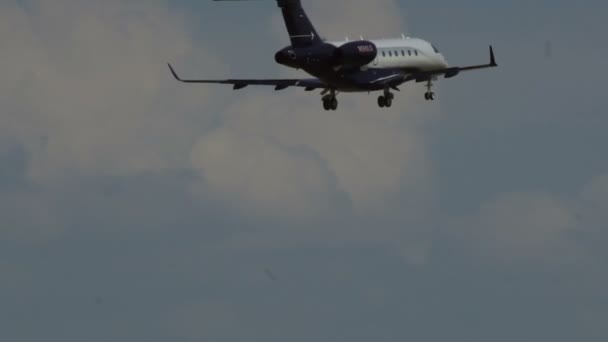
275;40;377;69
332;40;377;68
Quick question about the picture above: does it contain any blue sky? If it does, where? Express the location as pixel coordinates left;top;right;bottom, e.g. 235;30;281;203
1;1;608;341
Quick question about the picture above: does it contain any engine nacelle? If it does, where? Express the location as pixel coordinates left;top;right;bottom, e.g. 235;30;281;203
275;43;337;69
275;41;377;70
333;40;377;68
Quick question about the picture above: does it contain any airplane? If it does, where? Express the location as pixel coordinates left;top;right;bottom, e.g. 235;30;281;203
168;0;497;111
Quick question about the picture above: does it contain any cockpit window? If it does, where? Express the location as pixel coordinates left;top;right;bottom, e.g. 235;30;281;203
432;45;440;53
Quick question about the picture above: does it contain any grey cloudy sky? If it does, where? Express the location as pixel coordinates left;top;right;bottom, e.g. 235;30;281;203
1;0;607;341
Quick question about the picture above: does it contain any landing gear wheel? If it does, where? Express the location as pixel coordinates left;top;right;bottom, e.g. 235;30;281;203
378;96;386;108
322;90;339;111
379;90;394;109
385;97;392;107
322;97;338;111
323;100;331;111
330;97;338;110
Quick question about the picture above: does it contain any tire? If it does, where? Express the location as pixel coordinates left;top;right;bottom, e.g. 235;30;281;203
378;96;385;108
430;93;435;101
385;98;392;107
331;98;338;110
323;100;330;111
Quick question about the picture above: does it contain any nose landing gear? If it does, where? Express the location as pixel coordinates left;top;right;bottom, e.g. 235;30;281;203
424;79;436;101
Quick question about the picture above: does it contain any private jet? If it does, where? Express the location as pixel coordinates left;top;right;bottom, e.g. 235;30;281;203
168;0;497;110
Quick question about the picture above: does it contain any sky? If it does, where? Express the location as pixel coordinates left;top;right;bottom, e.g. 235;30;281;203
1;0;607;341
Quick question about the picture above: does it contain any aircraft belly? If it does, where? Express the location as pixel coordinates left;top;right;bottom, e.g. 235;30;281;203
307;67;402;92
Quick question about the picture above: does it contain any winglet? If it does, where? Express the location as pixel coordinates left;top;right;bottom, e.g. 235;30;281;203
490;46;497;67
168;63;183;82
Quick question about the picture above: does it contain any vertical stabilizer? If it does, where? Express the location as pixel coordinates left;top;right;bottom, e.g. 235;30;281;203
277;0;322;47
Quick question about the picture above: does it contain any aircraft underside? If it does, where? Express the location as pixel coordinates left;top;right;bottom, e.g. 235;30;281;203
309;67;437;111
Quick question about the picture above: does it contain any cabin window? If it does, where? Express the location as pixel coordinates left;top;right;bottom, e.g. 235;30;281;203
394;51;398;56
401;50;405;56
408;50;411;56
388;51;392;57
414;50;418;56
382;51;386;57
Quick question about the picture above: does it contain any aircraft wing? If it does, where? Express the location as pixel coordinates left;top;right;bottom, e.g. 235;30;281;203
449;45;498;73
168;64;325;91
405;46;498;82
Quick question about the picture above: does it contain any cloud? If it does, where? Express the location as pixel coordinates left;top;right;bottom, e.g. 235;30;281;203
2;3;608;341
190;94;433;218
180;0;438;264
1;0;430;217
307;0;407;40
467;192;580;261
0;0;437;261
190;122;343;219
0;0;222;184
5;0;602;269
455;172;608;264
189;0;434;219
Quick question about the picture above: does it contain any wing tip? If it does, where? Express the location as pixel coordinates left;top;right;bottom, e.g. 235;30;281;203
489;45;498;67
167;63;183;82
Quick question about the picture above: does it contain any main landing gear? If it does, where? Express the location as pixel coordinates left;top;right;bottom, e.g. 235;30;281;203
377;89;394;108
322;89;338;111
424;79;436;101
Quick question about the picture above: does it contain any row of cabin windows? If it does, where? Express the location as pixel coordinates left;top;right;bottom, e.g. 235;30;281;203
381;49;418;58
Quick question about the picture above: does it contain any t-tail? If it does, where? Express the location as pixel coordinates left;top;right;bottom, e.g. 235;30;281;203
214;0;323;47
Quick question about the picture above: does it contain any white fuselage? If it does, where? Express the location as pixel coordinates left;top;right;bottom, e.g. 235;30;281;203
329;37;449;71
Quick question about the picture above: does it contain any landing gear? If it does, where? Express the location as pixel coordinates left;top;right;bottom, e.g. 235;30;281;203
378;96;392;108
322;90;338;111
377;89;394;108
424;79;436;101
378;96;386;108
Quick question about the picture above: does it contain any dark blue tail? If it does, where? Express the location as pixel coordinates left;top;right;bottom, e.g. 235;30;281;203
277;0;323;47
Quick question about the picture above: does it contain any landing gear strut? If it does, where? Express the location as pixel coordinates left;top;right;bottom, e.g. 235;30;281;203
424;79;435;101
377;89;394;108
322;89;338;111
